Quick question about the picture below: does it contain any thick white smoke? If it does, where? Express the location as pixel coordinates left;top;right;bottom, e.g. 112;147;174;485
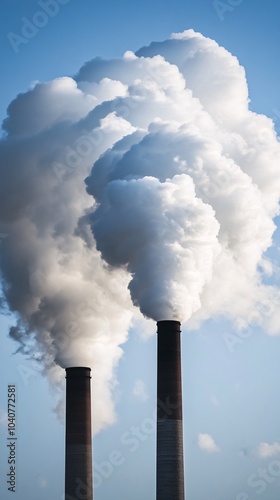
84;30;280;326
0;30;280;430
0;78;137;432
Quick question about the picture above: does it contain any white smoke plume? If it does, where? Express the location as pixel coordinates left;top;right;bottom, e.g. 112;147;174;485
0;29;280;431
0;78;136;432
84;30;280;327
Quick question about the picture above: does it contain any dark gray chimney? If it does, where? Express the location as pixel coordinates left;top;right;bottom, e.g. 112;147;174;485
65;367;93;500
156;320;185;500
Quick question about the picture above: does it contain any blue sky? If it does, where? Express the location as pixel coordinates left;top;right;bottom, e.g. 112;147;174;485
1;1;280;499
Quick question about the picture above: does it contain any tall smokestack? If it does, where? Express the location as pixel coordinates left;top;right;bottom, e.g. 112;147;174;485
156;320;184;500
65;367;93;500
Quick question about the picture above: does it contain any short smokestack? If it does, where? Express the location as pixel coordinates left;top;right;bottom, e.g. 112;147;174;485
65;367;93;500
156;320;184;500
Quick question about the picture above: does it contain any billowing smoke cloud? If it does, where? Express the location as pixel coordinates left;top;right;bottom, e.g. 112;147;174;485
0;78;137;432
0;29;280;430
84;30;280;326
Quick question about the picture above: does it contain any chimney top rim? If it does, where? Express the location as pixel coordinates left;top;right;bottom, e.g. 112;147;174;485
157;320;181;333
65;367;91;378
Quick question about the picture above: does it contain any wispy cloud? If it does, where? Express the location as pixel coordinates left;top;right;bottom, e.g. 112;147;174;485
132;379;148;402
257;442;280;458
198;433;220;453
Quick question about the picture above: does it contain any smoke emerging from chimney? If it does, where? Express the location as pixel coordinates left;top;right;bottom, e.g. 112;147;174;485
85;31;280;325
0;30;280;429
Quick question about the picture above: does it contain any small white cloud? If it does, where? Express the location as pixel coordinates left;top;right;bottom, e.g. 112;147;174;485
198;433;220;453
257;442;280;458
123;50;137;60
132;379;148;402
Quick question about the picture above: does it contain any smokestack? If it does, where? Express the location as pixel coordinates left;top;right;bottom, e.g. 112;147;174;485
156;320;184;500
65;367;93;500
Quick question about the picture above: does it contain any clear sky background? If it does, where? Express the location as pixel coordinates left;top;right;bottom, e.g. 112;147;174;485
1;1;280;499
